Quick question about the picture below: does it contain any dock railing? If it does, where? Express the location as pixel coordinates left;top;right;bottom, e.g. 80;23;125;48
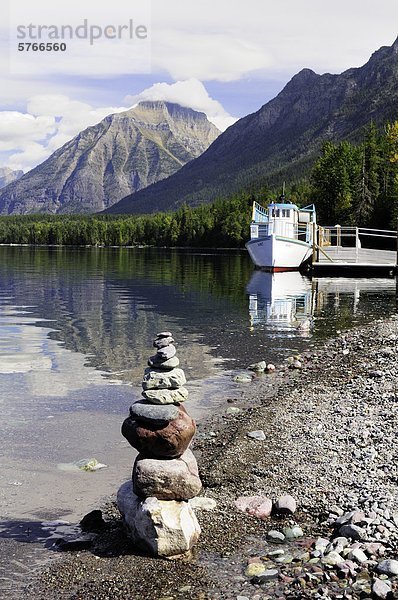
315;225;398;267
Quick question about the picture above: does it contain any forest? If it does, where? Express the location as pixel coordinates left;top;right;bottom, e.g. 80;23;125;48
0;121;396;248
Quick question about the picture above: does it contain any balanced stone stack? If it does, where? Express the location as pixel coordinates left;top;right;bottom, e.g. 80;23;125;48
117;332;202;558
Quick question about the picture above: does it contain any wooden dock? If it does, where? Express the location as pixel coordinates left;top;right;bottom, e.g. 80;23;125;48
313;246;397;276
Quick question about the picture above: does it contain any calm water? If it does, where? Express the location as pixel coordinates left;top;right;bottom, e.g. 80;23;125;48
0;246;397;524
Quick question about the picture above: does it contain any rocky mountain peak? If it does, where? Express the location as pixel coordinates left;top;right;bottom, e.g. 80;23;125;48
0;103;220;214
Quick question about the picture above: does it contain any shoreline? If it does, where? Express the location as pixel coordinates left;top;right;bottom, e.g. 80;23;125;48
11;315;398;598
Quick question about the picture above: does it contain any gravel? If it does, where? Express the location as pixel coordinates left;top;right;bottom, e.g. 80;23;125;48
14;316;398;598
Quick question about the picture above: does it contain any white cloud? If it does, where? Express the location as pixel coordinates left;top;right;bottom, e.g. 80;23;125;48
2;95;127;171
0;111;56;151
125;79;237;131
153;32;272;82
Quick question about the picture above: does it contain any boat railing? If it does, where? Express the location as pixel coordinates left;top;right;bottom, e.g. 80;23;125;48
252;202;269;223
250;220;314;242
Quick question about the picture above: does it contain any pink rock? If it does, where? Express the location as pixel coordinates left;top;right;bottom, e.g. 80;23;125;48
274;494;297;515
234;496;273;520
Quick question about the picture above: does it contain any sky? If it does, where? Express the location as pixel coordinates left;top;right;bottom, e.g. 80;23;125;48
1;0;398;172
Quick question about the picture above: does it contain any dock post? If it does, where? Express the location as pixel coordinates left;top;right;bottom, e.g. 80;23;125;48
355;227;359;259
312;222;317;265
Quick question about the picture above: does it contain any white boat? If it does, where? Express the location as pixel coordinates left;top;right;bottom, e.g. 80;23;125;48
246;200;317;271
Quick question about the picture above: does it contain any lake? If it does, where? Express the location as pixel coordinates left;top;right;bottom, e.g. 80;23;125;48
0;246;397;523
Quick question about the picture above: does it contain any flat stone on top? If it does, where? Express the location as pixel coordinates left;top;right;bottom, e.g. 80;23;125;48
156;331;172;338
129;401;179;425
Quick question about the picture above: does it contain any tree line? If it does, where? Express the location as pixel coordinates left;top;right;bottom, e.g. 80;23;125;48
0;196;253;248
0;121;397;248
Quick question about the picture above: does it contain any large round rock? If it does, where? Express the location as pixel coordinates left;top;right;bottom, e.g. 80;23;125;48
121;405;196;458
133;449;202;500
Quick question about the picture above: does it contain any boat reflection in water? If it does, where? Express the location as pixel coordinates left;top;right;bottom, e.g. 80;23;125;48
247;271;313;334
247;271;397;334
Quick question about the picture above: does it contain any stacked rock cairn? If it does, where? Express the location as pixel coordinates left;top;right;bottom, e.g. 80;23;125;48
117;332;202;558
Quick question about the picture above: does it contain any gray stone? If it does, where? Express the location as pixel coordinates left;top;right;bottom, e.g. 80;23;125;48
156;331;172;338
372;578;392;599
248;361;266;372
284;526;303;540
247;430;266;441
148;355;180;370
267;530;285;543
377;559;398;575
348;548;368;563
142;367;186;391
321;551;345;566
335;510;366;526
156;344;177;360
142;387;189;405
117;481;201;557
253;569;279;582
234;374;252;383
133;449;202;500
129;402;179;425
338;524;365;541
188;497;217;511
274;494;297;515
153;336;174;349
314;537;329;552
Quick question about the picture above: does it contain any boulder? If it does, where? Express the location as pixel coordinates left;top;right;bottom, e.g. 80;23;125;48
142;367;186;390
133;449;202;500
121;405;196;458
142;387;189;405
117;481;201;557
128;402;180;425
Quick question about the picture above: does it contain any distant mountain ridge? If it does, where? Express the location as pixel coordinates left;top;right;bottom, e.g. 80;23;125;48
0;167;23;189
107;37;398;215
0;101;220;214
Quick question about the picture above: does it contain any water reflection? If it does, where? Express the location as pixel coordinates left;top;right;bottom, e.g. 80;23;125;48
247;272;397;339
247;272;313;331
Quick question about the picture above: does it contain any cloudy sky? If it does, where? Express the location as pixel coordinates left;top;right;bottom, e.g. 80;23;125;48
1;0;398;172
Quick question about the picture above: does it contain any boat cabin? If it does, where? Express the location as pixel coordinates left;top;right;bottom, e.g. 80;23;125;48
250;201;316;243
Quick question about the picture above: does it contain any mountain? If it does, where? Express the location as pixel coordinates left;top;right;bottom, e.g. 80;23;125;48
0;168;23;189
107;38;398;215
0;102;220;214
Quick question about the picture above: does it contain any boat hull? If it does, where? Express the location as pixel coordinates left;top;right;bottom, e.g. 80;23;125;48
246;234;312;271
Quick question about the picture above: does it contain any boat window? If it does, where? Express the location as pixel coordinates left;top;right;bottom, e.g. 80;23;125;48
275;209;280;217
282;209;291;218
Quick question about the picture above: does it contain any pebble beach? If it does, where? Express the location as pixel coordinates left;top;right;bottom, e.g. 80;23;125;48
11;315;398;598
